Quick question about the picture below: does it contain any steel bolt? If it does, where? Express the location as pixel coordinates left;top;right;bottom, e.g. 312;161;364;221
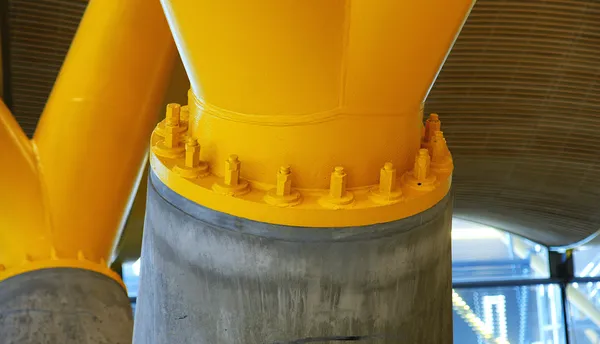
224;155;241;186
180;105;190;123
276;165;292;196
431;131;447;163
424;113;441;143
414;149;431;181
165;103;181;127
329;166;347;198
379;162;397;194
185;138;201;168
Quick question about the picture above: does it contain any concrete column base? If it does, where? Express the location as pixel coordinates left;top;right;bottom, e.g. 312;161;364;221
0;268;133;344
134;172;453;344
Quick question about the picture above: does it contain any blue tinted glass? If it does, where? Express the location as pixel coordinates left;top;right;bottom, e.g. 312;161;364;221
452;218;550;282
122;259;141;298
567;282;600;343
453;285;566;344
574;244;600;278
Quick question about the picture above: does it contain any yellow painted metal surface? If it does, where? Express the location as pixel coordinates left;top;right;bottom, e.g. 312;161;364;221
0;0;175;283
0;100;51;272
113;56;190;264
152;0;474;226
0;99;123;285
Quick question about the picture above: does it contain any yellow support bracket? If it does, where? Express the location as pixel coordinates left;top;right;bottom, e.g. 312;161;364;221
151;0;473;227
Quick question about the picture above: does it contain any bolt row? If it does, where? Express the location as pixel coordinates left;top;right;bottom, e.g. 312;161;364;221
0;249;106;275
153;105;452;207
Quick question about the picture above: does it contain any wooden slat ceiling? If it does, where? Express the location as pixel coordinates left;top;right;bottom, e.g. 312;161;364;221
5;0;86;137
426;0;600;247
5;0;600;247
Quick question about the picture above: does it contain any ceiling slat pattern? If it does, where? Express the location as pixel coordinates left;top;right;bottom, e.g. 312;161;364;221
427;0;600;247
6;0;86;136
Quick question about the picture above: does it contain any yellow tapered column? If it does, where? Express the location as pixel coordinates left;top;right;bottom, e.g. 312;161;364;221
0;0;175;283
152;0;473;226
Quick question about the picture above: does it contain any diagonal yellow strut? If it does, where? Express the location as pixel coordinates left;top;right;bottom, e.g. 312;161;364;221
0;0;175;284
0;100;53;273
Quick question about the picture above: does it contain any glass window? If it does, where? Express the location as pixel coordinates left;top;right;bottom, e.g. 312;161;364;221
122;258;141;298
453;285;566;344
573;244;600;278
567;282;600;343
452;218;550;283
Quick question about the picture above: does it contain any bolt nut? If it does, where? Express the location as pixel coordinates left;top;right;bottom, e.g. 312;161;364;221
276;165;293;196
379;162;397;194
431;131;447;163
424;113;441;143
166;103;181;127
180;105;190;123
212;154;250;196
185;137;201;168
330;166;347;199
414;149;431;181
224;155;241;186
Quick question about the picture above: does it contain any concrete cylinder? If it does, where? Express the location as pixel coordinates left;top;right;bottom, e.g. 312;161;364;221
0;268;133;344
134;173;453;344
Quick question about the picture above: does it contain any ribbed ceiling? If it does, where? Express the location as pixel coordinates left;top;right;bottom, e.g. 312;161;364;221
426;0;600;247
5;0;86;136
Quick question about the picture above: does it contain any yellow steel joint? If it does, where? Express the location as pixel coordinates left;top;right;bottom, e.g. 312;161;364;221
0;0;175;284
151;0;474;227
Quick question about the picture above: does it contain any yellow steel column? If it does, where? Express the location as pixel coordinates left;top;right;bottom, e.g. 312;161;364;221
0;0;175;283
151;0;474;227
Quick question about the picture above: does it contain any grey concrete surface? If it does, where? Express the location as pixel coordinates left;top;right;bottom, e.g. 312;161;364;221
0;268;133;344
134;172;453;343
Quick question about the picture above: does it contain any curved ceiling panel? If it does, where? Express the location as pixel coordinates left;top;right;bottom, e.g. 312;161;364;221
427;0;600;247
